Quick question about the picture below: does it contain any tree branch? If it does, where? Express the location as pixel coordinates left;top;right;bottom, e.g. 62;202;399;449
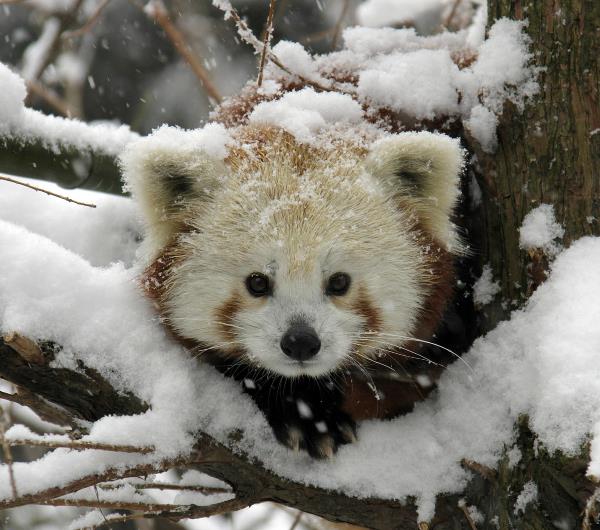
0;136;124;195
0;176;96;207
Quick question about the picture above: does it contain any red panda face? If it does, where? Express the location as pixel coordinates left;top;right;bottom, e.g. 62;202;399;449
123;127;464;379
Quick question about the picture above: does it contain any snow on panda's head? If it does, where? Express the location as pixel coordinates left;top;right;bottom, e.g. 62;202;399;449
122;126;464;378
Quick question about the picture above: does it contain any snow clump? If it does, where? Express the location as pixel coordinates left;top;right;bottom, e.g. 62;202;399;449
473;264;501;306
519;204;565;256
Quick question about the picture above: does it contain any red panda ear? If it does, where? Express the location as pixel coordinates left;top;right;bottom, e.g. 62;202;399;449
120;140;228;256
365;131;465;252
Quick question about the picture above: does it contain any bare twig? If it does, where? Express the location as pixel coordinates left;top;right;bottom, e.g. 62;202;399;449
22;0;85;87
213;1;343;94
8;438;154;454
461;458;497;482
0;458;187;509
63;0;111;38
257;0;276;87
0;404;18;499
145;0;221;103
289;510;303;530
3;332;46;366
0;174;97;208
93;484;110;529
41;497;189;512
26;79;74;117
99;482;231;495
6;386;79;430
443;0;462;29
88;496;253;528
331;0;350;50
458;501;478;530
0;391;21;405
583;487;600;530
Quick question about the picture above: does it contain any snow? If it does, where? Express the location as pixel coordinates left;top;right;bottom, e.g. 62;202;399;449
122;123;233;167
0;63;27;124
270;41;327;85
464;105;498;153
0;62;138;155
259;18;537;151
21;17;61;81
519;204;565;256
506;445;522;469
473;264;501;306
357;0;445;35
0;177;141;267
249;87;363;143
357;49;461;120
514;481;538;515
25;0;78;13
1;197;600;522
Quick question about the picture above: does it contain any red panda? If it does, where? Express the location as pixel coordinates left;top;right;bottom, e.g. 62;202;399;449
121;79;465;459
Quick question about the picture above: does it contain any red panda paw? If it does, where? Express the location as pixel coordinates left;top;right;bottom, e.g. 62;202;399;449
272;408;357;459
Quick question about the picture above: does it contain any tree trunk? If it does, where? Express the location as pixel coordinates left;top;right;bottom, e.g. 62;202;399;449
470;0;600;331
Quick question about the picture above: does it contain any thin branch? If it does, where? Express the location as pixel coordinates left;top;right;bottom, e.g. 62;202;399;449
26;79;73;117
0;174;97;208
0;391;21;405
443;0;462;29
7;438;154;454
0;404;18;499
2;385;80;430
459;502;478;530
22;0;85;87
89;496;253;528
144;0;221;103
331;0;350;50
41;496;186;512
461;458;497;482
257;0;276;87
289;510;303;530
63;0;111;39
99;482;231;495
213;1;342;94
583;487;600;530
0;458;187;509
3;332;46;366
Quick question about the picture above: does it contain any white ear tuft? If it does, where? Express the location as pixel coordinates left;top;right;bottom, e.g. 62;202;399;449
120;128;229;256
365;131;465;252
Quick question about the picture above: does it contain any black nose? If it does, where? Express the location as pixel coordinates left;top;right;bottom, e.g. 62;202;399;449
280;324;321;361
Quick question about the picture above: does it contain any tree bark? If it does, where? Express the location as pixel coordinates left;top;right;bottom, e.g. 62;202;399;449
469;0;600;330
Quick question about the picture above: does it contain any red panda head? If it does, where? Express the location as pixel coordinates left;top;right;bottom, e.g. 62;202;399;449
122;126;464;378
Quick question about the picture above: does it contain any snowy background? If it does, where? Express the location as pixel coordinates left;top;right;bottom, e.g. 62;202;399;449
1;0;599;529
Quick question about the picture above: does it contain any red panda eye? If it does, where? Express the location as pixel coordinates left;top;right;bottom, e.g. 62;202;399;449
326;272;351;296
246;273;270;297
